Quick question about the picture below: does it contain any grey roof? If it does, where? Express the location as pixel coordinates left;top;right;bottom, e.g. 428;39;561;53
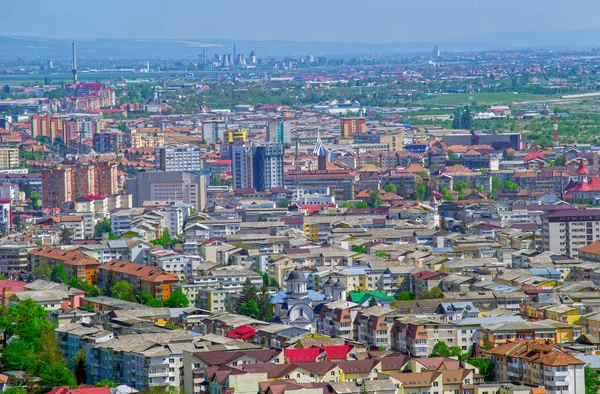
576;355;600;369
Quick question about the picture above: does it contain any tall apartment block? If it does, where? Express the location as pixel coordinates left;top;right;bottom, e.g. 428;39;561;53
340;117;367;137
231;143;284;191
253;144;285;191
0;146;19;169
201;120;226;143
542;209;600;257
154;146;202;172
231;144;254;189
41;164;119;208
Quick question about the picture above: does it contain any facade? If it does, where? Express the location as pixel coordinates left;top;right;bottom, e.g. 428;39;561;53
487;341;584;394
202;120;226;143
42;167;75;209
0;146;19;169
231;143;254;190
28;246;101;284
155;146;202;172
97;259;179;299
542;209;600;257
252;144;285;192
42;165;119;208
127;171;207;211
341;117;367;137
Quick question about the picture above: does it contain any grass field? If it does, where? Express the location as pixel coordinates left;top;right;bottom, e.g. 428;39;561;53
419;92;548;106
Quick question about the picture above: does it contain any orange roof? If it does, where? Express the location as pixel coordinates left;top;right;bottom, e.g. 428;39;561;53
405;164;428;173
29;246;100;267
100;259;178;283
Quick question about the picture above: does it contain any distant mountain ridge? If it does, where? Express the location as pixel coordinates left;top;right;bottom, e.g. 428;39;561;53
1;30;600;60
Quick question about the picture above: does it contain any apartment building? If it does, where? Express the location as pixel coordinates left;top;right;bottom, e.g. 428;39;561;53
28;246;101;284
0;145;18;169
487;341;584;394
353;306;394;349
341;117;367;137
316;300;360;339
127;171;207;211
391;316;457;357
54;323;113;368
155;145;202;172
480;321;581;348
85;331;196;390
97;259;178;299
0;243;35;273
542;209;600;257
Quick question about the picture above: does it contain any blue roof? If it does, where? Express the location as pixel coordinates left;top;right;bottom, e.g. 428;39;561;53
432;247;454;253
490;285;520;292
270;290;325;304
529;268;561;276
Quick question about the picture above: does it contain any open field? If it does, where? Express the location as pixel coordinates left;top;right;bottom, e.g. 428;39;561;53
419;92;549;106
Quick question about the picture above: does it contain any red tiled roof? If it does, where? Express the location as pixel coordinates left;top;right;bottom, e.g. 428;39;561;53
284;347;323;363
227;325;257;340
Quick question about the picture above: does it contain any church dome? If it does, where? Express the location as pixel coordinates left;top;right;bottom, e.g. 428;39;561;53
287;269;305;282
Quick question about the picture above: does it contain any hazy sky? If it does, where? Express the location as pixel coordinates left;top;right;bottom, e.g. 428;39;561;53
4;0;600;43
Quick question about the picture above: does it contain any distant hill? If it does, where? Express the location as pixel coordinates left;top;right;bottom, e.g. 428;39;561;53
1;30;600;60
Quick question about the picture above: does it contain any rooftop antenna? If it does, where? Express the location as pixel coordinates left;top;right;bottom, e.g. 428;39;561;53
71;43;78;84
468;85;473;106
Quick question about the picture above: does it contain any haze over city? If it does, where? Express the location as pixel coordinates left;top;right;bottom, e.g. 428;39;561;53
2;2;600;394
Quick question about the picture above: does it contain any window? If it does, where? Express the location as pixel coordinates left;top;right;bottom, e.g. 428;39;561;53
433;382;439;387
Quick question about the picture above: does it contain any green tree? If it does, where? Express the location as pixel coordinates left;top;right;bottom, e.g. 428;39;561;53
491;176;502;199
461;106;471;130
104;271;116;295
395;291;414;301
94;217;112;237
375;251;389;259
453;180;470;192
256;283;273;322
586;366;600;394
383;184;396;193
111;280;135;301
60;227;75;245
504;181;519;190
151;229;172;248
237;278;258;313
351;245;367;254
448;150;459;160
239;299;259;318
33;262;52;280
468;358;494;381
165;291;189;307
278;199;290;208
430;342;462;358
475;185;485;193
554;155;566;166
96;378;118;388
442;188;453;201
51;264;69;284
30;191;42;210
419;286;443;299
398;179;407;198
4;388;27;394
414;183;426;201
369;190;382;208
211;173;222;186
503;149;515;160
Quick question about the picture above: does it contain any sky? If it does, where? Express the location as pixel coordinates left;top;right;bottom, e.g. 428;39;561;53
4;0;600;43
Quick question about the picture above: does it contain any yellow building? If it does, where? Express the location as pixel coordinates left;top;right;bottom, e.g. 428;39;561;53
542;305;581;325
227;129;248;142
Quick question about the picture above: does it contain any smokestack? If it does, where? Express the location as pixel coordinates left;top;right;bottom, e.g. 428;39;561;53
553;115;559;146
71;43;78;84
